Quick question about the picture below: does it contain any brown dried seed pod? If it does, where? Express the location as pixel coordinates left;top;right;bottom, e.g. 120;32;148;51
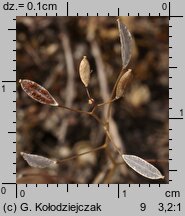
19;79;59;106
115;69;133;99
79;56;90;87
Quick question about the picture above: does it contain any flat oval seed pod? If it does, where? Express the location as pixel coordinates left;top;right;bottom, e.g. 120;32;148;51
19;79;58;106
21;152;56;168
117;19;132;69
79;56;90;87
122;154;164;179
116;69;132;99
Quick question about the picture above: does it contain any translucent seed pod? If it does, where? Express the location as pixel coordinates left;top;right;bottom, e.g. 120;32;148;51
21;152;57;168
122;154;164;179
117;19;132;69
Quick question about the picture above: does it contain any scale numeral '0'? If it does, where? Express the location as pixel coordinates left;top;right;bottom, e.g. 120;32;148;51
162;3;168;10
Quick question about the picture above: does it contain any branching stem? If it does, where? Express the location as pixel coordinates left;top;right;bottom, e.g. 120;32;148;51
97;98;117;107
56;143;107;164
59;100;123;158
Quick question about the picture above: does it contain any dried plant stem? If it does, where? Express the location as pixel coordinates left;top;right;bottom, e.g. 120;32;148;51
58;104;90;115
103;127;122;156
85;87;91;99
58;103;106;128
59;100;124;159
103;68;127;154
56;144;107;164
90;112;105;126
85;87;94;104
58;103;122;158
103;165;117;184
105;147;117;165
97;98;118;107
90;98;118;115
41;95;166;180
58;104;104;131
89;38;124;153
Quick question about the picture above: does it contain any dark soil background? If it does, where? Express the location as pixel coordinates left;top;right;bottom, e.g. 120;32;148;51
16;16;169;184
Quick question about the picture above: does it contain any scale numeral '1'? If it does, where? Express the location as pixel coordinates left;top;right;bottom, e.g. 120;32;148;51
2;85;5;92
180;109;183;116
